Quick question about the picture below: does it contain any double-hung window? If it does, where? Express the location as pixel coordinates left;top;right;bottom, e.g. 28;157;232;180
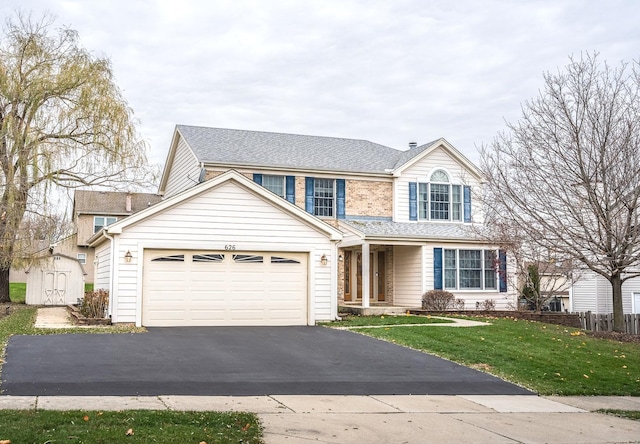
444;249;497;290
314;178;334;217
94;216;117;233
262;175;285;198
418;170;462;221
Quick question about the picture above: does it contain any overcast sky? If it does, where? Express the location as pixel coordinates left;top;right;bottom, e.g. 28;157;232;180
2;0;640;167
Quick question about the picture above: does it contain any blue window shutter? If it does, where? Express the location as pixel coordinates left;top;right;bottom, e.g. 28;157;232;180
305;177;314;214
253;173;263;186
409;182;417;221
336;179;346;219
499;249;507;292
433;248;443;290
463;186;471;223
285;176;295;204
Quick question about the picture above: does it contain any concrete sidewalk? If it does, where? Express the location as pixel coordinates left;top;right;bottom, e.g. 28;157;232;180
0;394;638;443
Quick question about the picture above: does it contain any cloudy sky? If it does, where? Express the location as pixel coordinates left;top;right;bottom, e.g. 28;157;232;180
2;0;639;167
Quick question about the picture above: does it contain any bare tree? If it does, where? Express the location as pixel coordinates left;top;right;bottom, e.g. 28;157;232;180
0;13;153;302
478;221;573;312
481;53;640;331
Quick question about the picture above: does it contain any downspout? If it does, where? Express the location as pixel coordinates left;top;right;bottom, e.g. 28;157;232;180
103;230;116;320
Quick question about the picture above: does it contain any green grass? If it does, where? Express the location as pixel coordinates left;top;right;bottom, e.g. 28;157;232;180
349;316;640;396
597;409;640;421
328;314;454;327
0;409;262;443
84;283;94;292
9;282;26;303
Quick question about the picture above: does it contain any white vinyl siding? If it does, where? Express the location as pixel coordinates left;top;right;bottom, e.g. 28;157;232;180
393;245;423;305
571;271;638;314
94;243;111;290
164;136;201;198
111;180;335;325
394;146;481;223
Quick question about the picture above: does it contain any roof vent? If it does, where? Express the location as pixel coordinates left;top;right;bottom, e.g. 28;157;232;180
409;142;417;149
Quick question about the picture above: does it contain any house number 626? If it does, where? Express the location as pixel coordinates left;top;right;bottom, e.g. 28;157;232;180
224;245;236;251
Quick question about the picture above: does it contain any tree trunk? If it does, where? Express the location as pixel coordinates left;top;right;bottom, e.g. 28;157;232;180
0;267;11;303
611;273;625;332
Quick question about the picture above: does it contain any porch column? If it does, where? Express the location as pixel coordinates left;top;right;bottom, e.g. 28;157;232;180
361;242;370;308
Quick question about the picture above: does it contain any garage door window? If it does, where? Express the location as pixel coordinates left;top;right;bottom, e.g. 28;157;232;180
233;254;263;263
193;254;225;263
151;254;185;262
271;256;301;264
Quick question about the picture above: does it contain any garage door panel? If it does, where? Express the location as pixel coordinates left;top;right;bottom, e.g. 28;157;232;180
143;250;308;326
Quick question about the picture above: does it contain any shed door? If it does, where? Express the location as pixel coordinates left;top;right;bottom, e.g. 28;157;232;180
142;250;308;326
42;271;69;305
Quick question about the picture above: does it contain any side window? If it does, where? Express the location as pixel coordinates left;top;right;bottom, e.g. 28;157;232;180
77;253;87;265
94;216;117;233
262;175;285;198
314;178;334;217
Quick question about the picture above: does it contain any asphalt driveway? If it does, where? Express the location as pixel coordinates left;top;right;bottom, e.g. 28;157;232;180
1;326;533;396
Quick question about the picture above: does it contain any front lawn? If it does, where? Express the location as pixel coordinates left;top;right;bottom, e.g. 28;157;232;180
0;410;262;443
329;314;454;327
339;316;640;396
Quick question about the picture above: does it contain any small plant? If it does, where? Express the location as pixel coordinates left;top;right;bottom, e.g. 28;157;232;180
79;289;109;319
422;290;458;310
478;299;496;311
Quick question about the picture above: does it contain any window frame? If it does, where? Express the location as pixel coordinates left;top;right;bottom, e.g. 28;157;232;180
443;249;498;291
77;253;87;265
262;175;286;198
93;216;117;233
417;170;463;222
313;178;335;217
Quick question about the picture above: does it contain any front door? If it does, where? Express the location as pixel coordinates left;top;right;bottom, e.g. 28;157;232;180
353;250;386;302
343;251;352;301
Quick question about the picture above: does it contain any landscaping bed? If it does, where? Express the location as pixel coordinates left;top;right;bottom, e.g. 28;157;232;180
67;304;111;325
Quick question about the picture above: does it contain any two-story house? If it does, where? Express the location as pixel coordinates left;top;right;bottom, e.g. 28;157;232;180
88;125;516;327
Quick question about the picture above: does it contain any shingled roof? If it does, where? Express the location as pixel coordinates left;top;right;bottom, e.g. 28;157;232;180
176;125;438;174
74;190;162;216
340;219;478;241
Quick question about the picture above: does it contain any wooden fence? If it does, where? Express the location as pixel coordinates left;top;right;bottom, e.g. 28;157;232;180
577;312;640;334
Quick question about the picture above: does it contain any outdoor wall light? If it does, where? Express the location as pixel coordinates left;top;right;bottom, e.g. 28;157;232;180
338;254;344;261
321;254;328;266
124;250;132;263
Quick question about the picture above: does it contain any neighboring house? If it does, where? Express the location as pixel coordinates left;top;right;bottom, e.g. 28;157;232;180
89;125;516;327
571;271;640;314
518;261;572;312
71;190;163;282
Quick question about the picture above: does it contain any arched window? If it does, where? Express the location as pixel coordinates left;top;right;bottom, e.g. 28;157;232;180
418;169;462;221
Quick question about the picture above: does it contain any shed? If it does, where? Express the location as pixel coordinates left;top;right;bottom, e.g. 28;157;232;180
26;254;87;305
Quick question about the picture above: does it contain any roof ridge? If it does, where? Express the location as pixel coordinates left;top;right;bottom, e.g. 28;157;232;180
176;124;394;147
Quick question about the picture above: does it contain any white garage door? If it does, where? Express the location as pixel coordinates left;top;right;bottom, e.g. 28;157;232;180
142;250;308;326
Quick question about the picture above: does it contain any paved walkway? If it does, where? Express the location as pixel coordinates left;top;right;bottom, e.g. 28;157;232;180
19;308;640;443
0;394;639;443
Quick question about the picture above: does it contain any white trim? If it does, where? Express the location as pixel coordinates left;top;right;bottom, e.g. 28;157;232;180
633;292;640;314
93;170;342;242
392;138;484;180
158;126;200;195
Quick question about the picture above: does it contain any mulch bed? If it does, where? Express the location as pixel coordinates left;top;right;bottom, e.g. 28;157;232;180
585;330;640;344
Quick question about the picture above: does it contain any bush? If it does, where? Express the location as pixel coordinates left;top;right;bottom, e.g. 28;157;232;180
422;290;464;311
476;299;496;311
79;289;109;319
